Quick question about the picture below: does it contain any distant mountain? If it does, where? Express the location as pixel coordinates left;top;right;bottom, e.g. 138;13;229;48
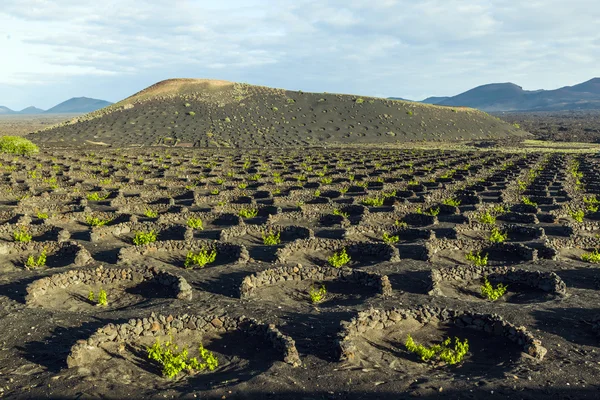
0;106;14;115
399;78;600;112
19;106;45;114
45;97;113;114
421;96;450;105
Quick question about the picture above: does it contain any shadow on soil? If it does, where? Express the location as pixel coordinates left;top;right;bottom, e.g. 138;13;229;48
18;318;126;372
532;307;600;347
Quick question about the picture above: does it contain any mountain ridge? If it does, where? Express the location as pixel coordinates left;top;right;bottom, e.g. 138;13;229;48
0;97;113;115
394;78;600;112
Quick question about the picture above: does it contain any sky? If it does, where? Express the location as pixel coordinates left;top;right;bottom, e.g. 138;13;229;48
1;0;599;110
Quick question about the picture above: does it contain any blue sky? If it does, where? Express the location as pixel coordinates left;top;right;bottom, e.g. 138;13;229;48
1;0;599;110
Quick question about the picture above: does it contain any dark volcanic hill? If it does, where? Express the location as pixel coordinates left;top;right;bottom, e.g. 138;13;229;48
406;78;600;112
44;97;113;114
30;79;526;148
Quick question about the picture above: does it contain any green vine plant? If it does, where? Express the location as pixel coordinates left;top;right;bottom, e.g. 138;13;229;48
362;196;384;207
333;209;349;218
581;249;600;263
382;232;400;244
86;216;113;227
144;209;159;218
424;207;440;217
465;251;488;266
521;196;538;207
328;248;351;268
88;289;108;306
25;249;47;269
309;284;327;304
262;231;281;245
480;277;508;301
184;249;217;268
36;212;49;220
476;211;496;225
405;334;469;365
86;192;109;201
238;207;258;219
442;198;461;207
133;230;157;245
13;227;32;243
186;217;204;230
567;207;585;223
488;227;508;243
147;337;218;379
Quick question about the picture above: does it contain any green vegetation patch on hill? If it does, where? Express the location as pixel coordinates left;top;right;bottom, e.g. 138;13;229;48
29;79;529;148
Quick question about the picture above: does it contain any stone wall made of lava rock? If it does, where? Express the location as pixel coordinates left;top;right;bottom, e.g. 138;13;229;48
67;313;301;368
428;265;567;297
0;240;91;265
117;239;250;264
220;224;314;242
336;306;547;361
239;264;392;299
425;239;539;261
275;238;400;264
25;264;193;304
547;236;600;250
454;223;546;240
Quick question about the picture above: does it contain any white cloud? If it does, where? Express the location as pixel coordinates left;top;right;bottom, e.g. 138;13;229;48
0;0;599;108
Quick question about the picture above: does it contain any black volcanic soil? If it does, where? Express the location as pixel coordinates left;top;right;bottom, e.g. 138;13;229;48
29;79;527;148
498;110;600;143
0;146;598;400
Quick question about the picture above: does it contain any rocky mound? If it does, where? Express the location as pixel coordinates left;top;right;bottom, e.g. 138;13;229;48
29;79;528;148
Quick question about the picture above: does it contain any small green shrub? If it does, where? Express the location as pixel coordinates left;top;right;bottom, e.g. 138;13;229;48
476;211;496;225
25;249;47;269
480;277;507;301
144;209;158;218
309;285;327;304
37;212;49;219
355;98;364;104
442;198;461;207
521;196;537;207
382;232;400;244
569;208;585;223
88;289;108;306
13;228;32;243
133;231;157;245
86;192;109;201
97;289;108;306
465;251;488;266
395;220;408;228
186;217;204;230
262;231;281;245
424;207;440;216
147;338;218;379
581;249;600;263
184;249;217;268
238;207;258;219
86;216;112;227
362;196;384;207
333;209;349;218
488;227;508;243
405;334;468;365
328;248;351;268
0;136;39;155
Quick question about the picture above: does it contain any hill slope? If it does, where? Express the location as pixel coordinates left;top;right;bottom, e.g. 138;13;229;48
30;79;527;148
410;78;600;112
44;97;113;114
